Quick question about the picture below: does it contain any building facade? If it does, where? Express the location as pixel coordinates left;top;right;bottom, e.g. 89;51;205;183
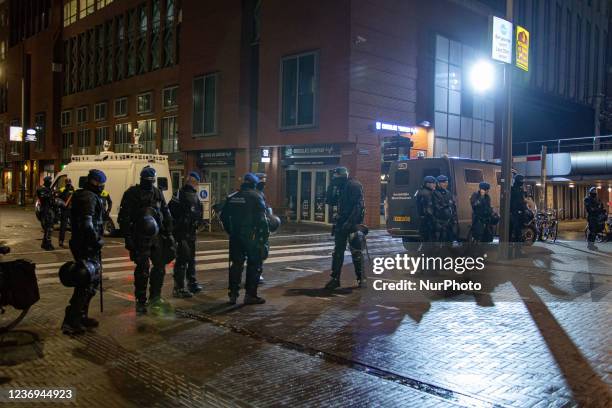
0;0;608;227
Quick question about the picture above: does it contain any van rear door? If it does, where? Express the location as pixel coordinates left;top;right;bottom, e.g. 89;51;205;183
386;161;419;237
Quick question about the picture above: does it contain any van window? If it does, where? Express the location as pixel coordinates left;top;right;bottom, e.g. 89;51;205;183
78;176;88;188
53;175;66;191
157;177;169;191
394;170;410;186
464;169;484;184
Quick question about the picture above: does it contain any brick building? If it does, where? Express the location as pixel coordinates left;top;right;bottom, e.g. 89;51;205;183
0;0;608;227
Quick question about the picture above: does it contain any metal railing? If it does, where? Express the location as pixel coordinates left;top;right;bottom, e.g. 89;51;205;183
513;135;612;156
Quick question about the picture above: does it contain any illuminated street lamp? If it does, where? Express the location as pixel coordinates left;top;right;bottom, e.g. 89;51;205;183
469;60;496;93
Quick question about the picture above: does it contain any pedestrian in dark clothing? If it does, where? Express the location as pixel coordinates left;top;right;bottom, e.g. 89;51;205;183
509;174;528;243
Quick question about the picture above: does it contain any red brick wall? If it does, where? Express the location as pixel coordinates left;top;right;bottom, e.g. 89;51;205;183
256;0;351;148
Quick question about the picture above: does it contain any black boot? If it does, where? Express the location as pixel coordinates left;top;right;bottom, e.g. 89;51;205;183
81;293;99;328
62;306;85;335
188;282;203;293
324;277;340;291
244;294;266;304
135;300;148;315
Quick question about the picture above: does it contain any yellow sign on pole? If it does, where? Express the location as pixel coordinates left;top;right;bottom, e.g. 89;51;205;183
516;25;529;71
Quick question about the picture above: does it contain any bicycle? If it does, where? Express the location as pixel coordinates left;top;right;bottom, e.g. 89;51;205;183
538;209;559;243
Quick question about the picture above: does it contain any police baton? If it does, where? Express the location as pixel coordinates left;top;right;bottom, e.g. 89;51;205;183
99;249;104;313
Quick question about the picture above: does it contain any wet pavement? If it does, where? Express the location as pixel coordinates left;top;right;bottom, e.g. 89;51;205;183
1;205;611;407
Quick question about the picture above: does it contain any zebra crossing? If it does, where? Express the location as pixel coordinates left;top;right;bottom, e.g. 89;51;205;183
34;236;403;285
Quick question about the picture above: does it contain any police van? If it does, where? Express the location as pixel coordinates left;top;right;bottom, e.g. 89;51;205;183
385;157;502;247
52;150;173;236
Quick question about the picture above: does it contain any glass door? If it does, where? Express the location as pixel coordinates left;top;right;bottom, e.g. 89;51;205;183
210;169;231;205
299;171;312;221
297;169;330;223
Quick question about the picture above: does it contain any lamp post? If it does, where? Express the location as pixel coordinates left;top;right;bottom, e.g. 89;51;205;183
499;0;515;259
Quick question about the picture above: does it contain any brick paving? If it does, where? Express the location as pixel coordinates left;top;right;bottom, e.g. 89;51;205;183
1;205;611;407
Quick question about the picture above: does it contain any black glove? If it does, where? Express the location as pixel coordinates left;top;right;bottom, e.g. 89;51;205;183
93;238;105;250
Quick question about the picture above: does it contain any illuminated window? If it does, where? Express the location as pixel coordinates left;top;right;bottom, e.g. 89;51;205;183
76;106;88;124
137;119;157;154
63;0;77;27
94;102;107;121
162;86;178;110
162;116;178;153
137;92;153;114
80;0;95;19
114;97;127;117
113;122;132;153
61;110;72;127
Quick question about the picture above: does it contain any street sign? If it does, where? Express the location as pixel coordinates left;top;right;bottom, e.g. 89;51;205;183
516;25;529;71
198;183;210;202
491;16;513;64
198;182;211;222
9;126;22;142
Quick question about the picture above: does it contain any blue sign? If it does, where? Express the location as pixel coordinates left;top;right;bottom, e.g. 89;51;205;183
199;190;208;200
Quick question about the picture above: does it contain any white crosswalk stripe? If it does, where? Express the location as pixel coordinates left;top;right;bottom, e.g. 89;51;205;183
35;237;403;285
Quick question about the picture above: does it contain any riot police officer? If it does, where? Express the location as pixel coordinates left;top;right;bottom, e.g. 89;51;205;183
416;176;437;246
324;167;365;291
584;187;607;250
220;173;269;305
432;175;457;244
470;182;498;243
37;176;55;250
510;174;528;244
57;178;75;248
118;166;175;314
61;169;106;335
170;171;203;298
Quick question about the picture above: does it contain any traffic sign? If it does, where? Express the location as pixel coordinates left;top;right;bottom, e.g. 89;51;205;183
491;16;513;64
198;183;211;202
516;25;529;71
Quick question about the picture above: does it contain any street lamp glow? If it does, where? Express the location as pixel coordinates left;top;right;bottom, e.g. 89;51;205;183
470;60;495;93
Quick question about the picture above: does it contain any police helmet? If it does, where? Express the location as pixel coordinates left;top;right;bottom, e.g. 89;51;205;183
138;214;159;237
267;214;281;233
140;166;157;181
332;167;349;178
58;260;99;287
43;176;53;186
88;169;107;184
479;182;491;190
436;175;449;183
423;176;436;184
588;187;597;196
188;171;201;183
514;174;525;185
243;173;260;185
